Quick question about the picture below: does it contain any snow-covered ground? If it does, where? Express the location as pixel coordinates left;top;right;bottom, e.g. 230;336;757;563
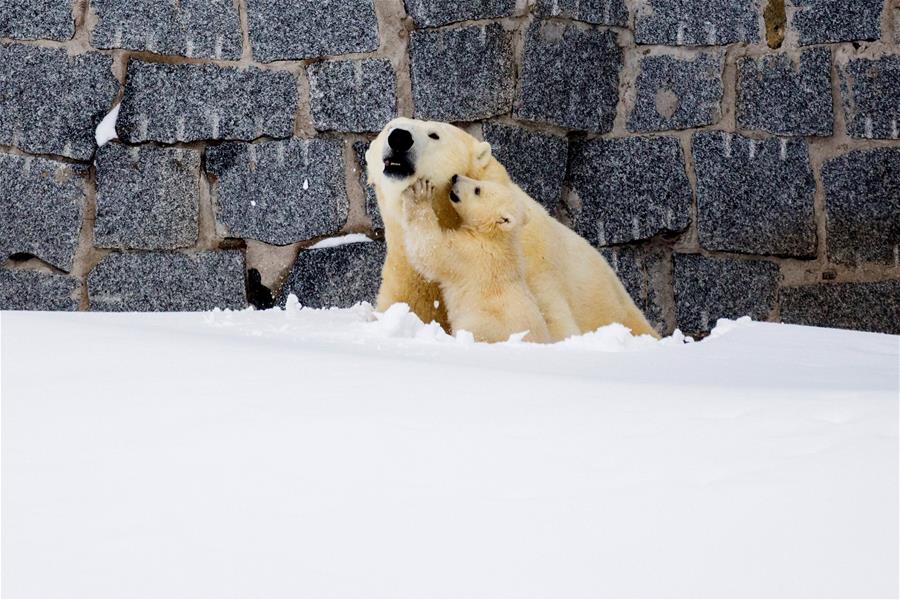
2;303;898;598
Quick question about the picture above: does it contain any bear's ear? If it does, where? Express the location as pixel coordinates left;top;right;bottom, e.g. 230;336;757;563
496;212;517;231
474;141;493;170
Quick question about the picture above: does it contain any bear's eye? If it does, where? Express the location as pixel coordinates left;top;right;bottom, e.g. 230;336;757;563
428;132;440;140
474;187;481;196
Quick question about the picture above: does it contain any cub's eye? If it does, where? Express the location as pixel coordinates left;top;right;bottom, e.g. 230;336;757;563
428;132;440;140
474;187;481;196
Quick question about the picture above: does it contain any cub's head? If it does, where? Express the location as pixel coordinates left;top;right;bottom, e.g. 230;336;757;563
449;175;527;235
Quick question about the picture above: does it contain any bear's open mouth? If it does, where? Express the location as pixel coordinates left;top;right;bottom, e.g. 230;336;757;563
383;155;415;179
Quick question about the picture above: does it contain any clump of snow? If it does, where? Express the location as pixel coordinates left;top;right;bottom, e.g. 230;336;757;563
307;233;373;250
94;104;120;147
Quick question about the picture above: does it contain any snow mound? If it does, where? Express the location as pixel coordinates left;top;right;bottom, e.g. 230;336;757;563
307;233;373;250
94;103;120;147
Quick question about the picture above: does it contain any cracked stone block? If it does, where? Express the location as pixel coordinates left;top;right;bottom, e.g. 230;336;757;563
0;153;84;272
534;0;629;25
404;0;517;27
0;269;79;311
838;55;900;140
353;141;382;230
781;280;900;335
0;44;117;160
410;23;515;122
737;47;833;137
516;21;622;133
822;148;900;266
601;245;672;335
634;0;760;45
308;59;396;133
674;254;780;335
692;132;817;257
94;144;201;250
482;122;568;211
207;139;349;246
0;0;74;41
627;51;724;133
568;136;691;246
117;60;297;144
278;241;385;309
791;0;882;45
247;0;379;63
88;250;246;311
90;0;242;59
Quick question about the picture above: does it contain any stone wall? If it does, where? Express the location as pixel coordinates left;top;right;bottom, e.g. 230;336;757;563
1;0;898;336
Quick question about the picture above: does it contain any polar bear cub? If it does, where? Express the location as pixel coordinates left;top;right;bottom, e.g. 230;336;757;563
400;176;551;344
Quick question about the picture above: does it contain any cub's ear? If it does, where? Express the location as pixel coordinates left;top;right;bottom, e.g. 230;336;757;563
496;212;517;231
474;141;493;170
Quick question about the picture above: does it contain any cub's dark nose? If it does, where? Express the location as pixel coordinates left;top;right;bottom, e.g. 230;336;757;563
388;128;414;153
451;174;459;184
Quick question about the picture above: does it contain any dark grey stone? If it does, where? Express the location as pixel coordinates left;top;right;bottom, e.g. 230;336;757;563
516;21;622;133
247;0;379;63
404;0;517;27
781;280;900;335
482;122;568;211
822;148;900;266
410;23;515;122
308;59;396;133
674;254;780;335
117;59;297;144
278;241;385;309
352;141;382;230
634;0;760;45
627;51;724;133
0;269;79;311
0;153;84;272
90;0;242;59
737;47;833;137
0;0;74;41
207;139;349;246
94;144;201;250
601;245;672;335
534;0;628;26
567;136;691;246
0;44;117;160
791;0;882;45
88;250;246;311
838;55;900;140
692;132;817;257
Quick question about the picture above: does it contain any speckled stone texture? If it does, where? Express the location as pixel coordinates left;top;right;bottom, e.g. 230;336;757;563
117;60;297;144
600;245;672;334
791;0;882;45
404;0;517;27
308;59;396;133
207;139;349;246
534;0;628;26
634;0;760;45
352;141;382;230
94;144;201;250
628;51;724;132
0;269;79;310
838;56;900;140
674;254;780;335
247;0;379;63
88;251;246;311
822;149;900;266
0;0;73;41
409;23;515;122
0;153;84;272
692;132;817;257
568;136;691;246
0;44;117;160
737;48;833;137
516;21;622;133
781;281;900;335
482;122;568;211
279;241;385;309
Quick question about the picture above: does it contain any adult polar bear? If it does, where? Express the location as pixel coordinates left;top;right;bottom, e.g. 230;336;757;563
366;117;658;341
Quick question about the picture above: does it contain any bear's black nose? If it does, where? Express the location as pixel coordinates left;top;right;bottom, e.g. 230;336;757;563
388;128;414;153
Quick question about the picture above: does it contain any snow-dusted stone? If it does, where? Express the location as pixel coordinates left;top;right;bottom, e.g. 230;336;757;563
409;23;515;122
781;281;900;335
567;136;691;246
838;55;900;140
207;139;348;246
117;60;296;144
0;44;117;160
88;251;246;312
94;144;201;250
534;0;628;26
822;148;900;266
404;0;517;27
634;0;760;45
0;269;78;311
692;132;816;257
247;0;379;63
352;141;382;230
308;59;396;133
278;241;385;309
482;122;568;211
600;245;671;335
791;0;882;45
0;153;84;272
0;0;73;41
516;21;621;133
737;48;833;137
674;254;780;335
90;0;242;59
627;51;724;132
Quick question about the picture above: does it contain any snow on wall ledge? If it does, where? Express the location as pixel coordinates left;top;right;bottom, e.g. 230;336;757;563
0;0;899;335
